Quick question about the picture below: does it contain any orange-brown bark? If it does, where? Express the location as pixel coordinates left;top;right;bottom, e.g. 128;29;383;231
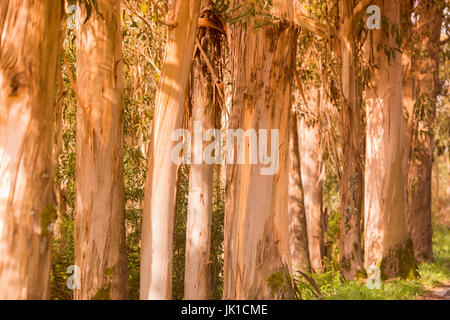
0;0;63;299
75;0;128;299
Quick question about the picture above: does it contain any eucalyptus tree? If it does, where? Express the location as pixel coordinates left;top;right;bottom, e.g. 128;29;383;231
293;0;370;277
297;86;325;273
335;0;368;280
75;0;128;299
184;4;224;299
288;106;311;274
404;0;444;262
0;0;63;299
140;0;202;300
363;0;417;279
223;0;298;299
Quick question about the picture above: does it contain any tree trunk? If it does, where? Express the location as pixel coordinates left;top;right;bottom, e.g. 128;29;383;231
298;88;324;273
364;0;417;279
289;109;310;274
0;0;62;299
75;0;128;299
405;0;442;263
184;17;221;299
140;0;201;300
223;2;297;299
337;1;365;280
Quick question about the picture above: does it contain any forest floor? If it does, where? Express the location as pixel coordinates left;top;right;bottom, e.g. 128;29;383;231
418;205;450;300
296;215;450;300
418;282;450;300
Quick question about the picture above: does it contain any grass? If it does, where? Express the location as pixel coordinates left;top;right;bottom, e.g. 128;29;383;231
418;223;450;288
295;223;450;300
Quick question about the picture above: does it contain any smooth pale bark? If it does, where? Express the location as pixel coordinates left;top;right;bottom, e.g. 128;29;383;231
0;0;62;299
364;0;417;279
223;1;297;299
405;1;441;262
298;88;324;273
184;22;220;299
75;0;128;299
403;51;415;189
140;0;201;300
288;110;310;274
337;1;365;280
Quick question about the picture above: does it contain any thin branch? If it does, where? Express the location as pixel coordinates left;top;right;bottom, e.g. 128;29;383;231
198;17;225;34
149;0;167;17
123;1;165;41
63;55;82;108
340;0;373;39
440;37;450;46
294;12;328;39
294;67;309;109
194;37;224;103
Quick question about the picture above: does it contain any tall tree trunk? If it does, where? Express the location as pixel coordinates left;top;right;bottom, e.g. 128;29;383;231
298;88;324;273
337;1;365;280
223;2;297;299
363;0;417;279
0;0;62;299
405;0;442;263
289;109;310;274
140;0;201;300
75;0;128;299
403;59;415;195
184;15;221;299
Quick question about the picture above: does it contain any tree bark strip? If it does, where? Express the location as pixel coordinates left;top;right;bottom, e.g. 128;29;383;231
140;0;202;300
337;1;365;280
75;0;128;299
0;0;63;299
224;1;298;299
363;0;417;279
184;14;222;299
298;88;324;273
405;0;442;263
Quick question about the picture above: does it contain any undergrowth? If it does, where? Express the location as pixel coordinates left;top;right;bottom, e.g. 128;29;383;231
295;223;449;300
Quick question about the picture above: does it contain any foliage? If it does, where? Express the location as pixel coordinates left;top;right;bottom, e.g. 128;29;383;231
209;172;225;300
122;0;167;299
51;216;75;300
295;223;450;300
48;0;448;301
172;166;225;300
172;166;189;300
322;158;341;270
51;28;77;301
226;0;279;29
419;224;450;287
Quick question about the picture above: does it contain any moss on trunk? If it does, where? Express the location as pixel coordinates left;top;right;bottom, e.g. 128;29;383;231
380;239;419;280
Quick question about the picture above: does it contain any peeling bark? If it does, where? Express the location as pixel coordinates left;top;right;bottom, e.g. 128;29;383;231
405;0;441;263
184;17;221;299
140;0;202;300
75;0;128;299
224;2;298;298
0;0;63;299
337;1;365;280
298;88;324;273
363;0;417;279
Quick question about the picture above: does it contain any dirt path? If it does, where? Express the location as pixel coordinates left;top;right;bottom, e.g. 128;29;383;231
417;283;450;300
